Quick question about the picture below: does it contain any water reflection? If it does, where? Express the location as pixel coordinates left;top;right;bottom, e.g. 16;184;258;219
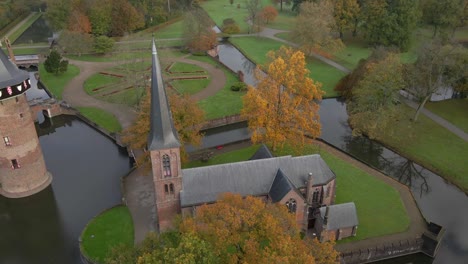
0;115;131;263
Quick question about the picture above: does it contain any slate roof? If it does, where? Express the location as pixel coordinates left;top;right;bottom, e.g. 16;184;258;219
0;48;29;89
319;202;358;230
249;144;274;160
268;169;296;203
180;154;335;207
147;38;180;150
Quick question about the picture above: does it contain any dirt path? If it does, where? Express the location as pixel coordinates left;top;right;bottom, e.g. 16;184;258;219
62;59;137;129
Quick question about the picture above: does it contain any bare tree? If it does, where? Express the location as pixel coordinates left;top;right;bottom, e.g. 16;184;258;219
246;0;263;33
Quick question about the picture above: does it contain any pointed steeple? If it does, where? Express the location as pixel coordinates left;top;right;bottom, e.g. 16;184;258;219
147;38;180;150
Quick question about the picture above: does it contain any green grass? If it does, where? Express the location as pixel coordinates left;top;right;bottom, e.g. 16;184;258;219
376;105;468;193
425;99;468;133
186;143;410;242
77;107;122;133
169;62;207;74
154;20;184;39
80;206;134;263
189;55;244;119
202;0;253;33
229;36;345;97
9;47;48;55
170;78;211;95
84;73;122;95
8;12;42;43
38;64;80;99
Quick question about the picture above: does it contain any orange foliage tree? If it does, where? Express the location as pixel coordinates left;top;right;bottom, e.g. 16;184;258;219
179;193;338;264
242;46;323;151
260;5;279;24
183;8;217;53
122;90;204;168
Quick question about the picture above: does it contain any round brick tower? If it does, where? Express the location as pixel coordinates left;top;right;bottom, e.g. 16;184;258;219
0;49;52;198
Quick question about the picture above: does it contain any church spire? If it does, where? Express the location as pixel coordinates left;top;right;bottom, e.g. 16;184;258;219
147;38;180;150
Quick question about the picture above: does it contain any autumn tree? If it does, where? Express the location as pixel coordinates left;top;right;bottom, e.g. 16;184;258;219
405;40;467;121
246;0;263;32
292;0;344;54
360;0;420;51
182;8;217;52
333;0;360;39
88;0;112;36
122;90;204;168
242;46;323;151
348;50;404;138
179;193;338;264
44;49;69;75
260;6;279;24
58;30;93;56
110;0;145;36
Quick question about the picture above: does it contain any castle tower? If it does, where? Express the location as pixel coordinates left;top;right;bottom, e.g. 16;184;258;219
0;49;52;198
148;38;182;231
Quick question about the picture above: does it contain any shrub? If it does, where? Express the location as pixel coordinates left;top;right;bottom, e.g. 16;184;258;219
222;18;240;34
230;82;247;91
94;35;115;54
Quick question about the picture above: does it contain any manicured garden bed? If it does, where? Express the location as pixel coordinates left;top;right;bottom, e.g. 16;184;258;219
80;205;134;263
77;107;122;133
38;64;80;99
186;143;410;242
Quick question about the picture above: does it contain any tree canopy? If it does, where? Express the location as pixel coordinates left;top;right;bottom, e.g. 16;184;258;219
182;8;217;53
106;193;339;264
44;49;69;75
242;46;323;151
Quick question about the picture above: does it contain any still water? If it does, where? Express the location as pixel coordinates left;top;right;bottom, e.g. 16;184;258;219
13;17;54;45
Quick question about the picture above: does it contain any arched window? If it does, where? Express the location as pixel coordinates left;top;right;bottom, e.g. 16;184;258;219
162;154;171;177
285;198;297;213
169;183;174;194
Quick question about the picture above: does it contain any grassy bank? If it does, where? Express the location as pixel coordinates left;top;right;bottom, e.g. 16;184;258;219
38;64;80;99
376;105;468;193
186;143;410;242
8;12;42;43
426;99;468;133
77;107;122;133
229;36;345;97
80;206;134;263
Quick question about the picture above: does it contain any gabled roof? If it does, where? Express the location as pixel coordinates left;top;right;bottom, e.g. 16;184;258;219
249;144;274;160
180;154;335;207
268;169;296;203
147;38;180;150
0;48;29;89
319;202;358;230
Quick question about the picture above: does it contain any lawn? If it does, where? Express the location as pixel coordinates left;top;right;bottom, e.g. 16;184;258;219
186;143;410;242
201;0;253;33
77;107;122;133
38;64;80;99
229;36;345;97
169;62;207;74
170;78;211;95
425;99;468;133
80;206;134;263
376;105;468;193
188;55;244;119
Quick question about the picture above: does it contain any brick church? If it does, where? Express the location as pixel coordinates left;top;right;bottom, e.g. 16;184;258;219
147;39;358;242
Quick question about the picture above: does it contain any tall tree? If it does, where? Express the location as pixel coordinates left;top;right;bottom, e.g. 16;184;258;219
333;0;360;40
122;90;204;167
182;8;217;52
292;0;344;54
110;0;145;36
58;30;92;56
179;193;338;264
260;6;279;24
348;49;404;138
88;0;112;36
361;0;420;51
422;0;465;38
242;46;323;151
44;49;69;75
45;0;70;30
246;0;263;32
405;40;467;121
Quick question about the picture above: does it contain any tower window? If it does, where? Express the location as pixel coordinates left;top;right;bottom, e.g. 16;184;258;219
312;189;320;204
169;183;174;194
19;113;24;118
164;184;169;194
11;159;20;169
286;198;297;213
3;136;11;146
162;154;171;177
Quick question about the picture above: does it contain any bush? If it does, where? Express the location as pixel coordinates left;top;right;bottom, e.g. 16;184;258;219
222;18;240;34
230;82;247;91
94;35;115;54
44;49;69;75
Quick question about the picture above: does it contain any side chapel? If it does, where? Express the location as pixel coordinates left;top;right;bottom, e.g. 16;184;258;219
147;39;358;242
